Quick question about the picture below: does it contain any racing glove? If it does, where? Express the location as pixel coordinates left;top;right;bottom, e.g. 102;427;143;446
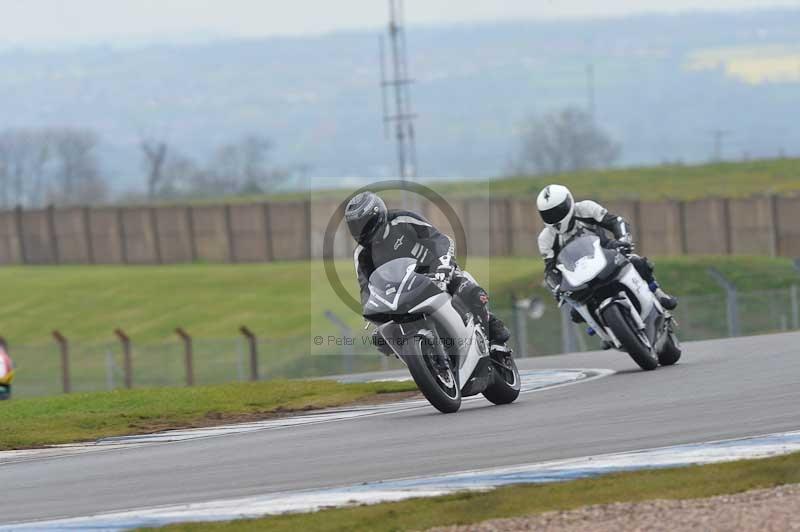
544;268;563;301
432;254;455;291
607;238;634;254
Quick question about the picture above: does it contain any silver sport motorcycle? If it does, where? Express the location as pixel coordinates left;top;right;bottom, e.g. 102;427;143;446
548;231;682;371
364;257;520;413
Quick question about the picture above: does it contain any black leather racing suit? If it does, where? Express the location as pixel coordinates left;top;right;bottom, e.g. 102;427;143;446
354;210;507;344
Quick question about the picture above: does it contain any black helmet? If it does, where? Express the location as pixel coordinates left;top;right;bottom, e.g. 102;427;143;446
345;191;387;245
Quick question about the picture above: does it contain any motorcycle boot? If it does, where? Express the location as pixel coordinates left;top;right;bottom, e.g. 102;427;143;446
650;282;678;311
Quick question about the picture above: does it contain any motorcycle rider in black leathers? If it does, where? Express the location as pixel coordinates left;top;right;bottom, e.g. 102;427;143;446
536;184;678;324
345;191;512;354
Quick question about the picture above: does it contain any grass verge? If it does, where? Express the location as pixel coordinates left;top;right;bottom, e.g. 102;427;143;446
155;450;800;532
0;379;415;450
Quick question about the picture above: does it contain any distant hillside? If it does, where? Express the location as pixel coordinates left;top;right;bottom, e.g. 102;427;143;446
186;157;800;204
0;9;799;190
436;158;800;201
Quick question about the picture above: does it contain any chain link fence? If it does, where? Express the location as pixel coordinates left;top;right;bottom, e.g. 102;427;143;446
501;286;800;358
9;334;407;399
6;286;799;399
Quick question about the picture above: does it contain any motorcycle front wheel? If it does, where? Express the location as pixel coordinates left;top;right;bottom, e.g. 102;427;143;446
404;335;461;414
602;304;659;371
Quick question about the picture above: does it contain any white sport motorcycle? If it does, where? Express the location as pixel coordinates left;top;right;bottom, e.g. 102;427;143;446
364;257;520;413
548;232;681;371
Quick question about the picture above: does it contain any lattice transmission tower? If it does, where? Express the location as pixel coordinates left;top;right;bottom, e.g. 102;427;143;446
380;0;419;196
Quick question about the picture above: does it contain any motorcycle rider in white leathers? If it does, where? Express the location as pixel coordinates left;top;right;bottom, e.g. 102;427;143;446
536;184;678;325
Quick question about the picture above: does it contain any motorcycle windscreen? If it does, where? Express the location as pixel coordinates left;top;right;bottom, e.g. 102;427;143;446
363;257;439;316
368;257;418;292
556;235;608;289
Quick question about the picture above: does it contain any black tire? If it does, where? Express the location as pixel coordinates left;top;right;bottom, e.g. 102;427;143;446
658;331;682;366
483;355;521;405
404;336;461;413
602;304;659;371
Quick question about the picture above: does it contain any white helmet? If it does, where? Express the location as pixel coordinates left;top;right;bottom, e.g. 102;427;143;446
537;184;575;234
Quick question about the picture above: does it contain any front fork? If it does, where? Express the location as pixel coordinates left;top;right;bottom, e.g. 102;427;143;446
566;295;646;350
563;296;616;347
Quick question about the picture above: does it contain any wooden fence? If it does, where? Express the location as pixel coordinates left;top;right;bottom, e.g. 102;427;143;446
0;195;796;265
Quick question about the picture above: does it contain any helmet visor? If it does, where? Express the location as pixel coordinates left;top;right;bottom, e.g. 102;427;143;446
540;196;573;226
348;215;382;244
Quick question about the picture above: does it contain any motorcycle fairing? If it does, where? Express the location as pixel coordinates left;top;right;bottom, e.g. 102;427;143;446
368;258;490;395
557;237;608;289
565;261;661;350
364;258;441;317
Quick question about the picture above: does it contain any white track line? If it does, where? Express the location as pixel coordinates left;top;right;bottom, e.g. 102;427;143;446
7;428;800;531
0;369;612;466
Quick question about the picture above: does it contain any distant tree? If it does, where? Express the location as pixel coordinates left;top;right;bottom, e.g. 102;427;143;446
0;129;51;208
160;151;199;198
239;134;272;192
520;107;621;174
196;134;288;197
48;128;107;205
140;137;169;200
207;143;242;195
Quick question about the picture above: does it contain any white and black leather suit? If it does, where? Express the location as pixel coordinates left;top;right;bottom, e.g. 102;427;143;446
538;200;660;297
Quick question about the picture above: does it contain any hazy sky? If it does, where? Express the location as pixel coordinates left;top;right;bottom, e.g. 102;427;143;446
2;0;799;47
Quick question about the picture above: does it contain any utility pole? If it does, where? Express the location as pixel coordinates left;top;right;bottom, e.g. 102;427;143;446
710;129;731;162
380;0;418;207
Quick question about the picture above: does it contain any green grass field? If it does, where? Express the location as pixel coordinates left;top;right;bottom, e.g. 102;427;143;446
2;255;797;396
1;256;796;345
0;379;415;450
155;450;800;532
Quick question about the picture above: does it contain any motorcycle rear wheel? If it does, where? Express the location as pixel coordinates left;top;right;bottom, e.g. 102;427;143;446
404;336;462;413
658;331;682;366
483;353;521;405
602;304;658;371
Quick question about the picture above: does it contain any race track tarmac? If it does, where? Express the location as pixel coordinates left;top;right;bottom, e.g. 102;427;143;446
3;332;799;524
